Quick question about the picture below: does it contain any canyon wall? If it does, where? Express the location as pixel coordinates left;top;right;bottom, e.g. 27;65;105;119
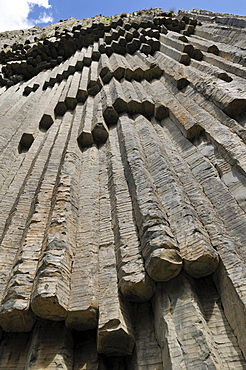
0;8;245;369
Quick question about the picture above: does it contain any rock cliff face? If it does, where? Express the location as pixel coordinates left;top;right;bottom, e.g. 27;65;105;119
0;7;245;369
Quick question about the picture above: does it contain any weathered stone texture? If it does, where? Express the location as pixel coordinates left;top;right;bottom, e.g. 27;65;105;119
97;145;135;356
66;118;99;331
0;7;246;369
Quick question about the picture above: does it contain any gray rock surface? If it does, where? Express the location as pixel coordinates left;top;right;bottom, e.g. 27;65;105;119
0;7;245;369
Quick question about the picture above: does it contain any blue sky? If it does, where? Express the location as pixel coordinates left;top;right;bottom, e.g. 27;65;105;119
0;0;245;32
49;0;246;21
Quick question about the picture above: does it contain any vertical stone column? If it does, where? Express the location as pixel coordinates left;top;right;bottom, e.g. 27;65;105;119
106;126;155;301
0;111;73;332
117;114;182;282
31;110;79;321
66;141;100;331
97;145;135;356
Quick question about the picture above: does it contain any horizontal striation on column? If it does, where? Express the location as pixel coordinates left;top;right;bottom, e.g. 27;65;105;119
182;92;246;181
0;71;50;122
181;84;246;144
154;51;190;90
193;276;246;368
131;80;154;118
191;129;246;212
159;40;190;65
110;53;127;80
26;320;74;369
187;138;246;259
66;143;99;331
99;53;113;84
0;112;73;332
155;117;246;358
91;93;109;144
159;32;194;56
54;57;73;82
127;302;163;370
117;114;182;282
121;79;142;115
55;75;73;116
31;110;79;321
187;34;219;55
0;121;62;332
189;57;234;83
109;77;128;113
152;273;226;369
97;145;135;356
205;40;246;66
179;63;246;118
154;111;246;252
213;255;246;359
0;8;246;368
202;51;246;80
0;78;53;167
0;120;56;240
143;78;202;140
192;18;246;49
77;96;94;149
65;71;81;110
92;41;100;61
87;61;102;96
0;84;23;117
106;125;155;302
83;45;93;66
134;114;219;278
134;52;163;81
100;85;119;125
154;49;246;120
39;80;67;131
125;54;144;81
76;66;89;103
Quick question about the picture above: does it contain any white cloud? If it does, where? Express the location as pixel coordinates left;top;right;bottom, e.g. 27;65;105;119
29;0;51;7
0;0;53;32
34;12;53;24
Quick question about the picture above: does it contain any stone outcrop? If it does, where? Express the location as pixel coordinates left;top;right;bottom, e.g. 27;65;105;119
0;7;245;369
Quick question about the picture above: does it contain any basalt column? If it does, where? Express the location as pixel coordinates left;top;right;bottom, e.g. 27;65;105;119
0;8;246;369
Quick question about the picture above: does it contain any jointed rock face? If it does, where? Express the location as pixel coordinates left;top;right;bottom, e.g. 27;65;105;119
0;7;245;369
